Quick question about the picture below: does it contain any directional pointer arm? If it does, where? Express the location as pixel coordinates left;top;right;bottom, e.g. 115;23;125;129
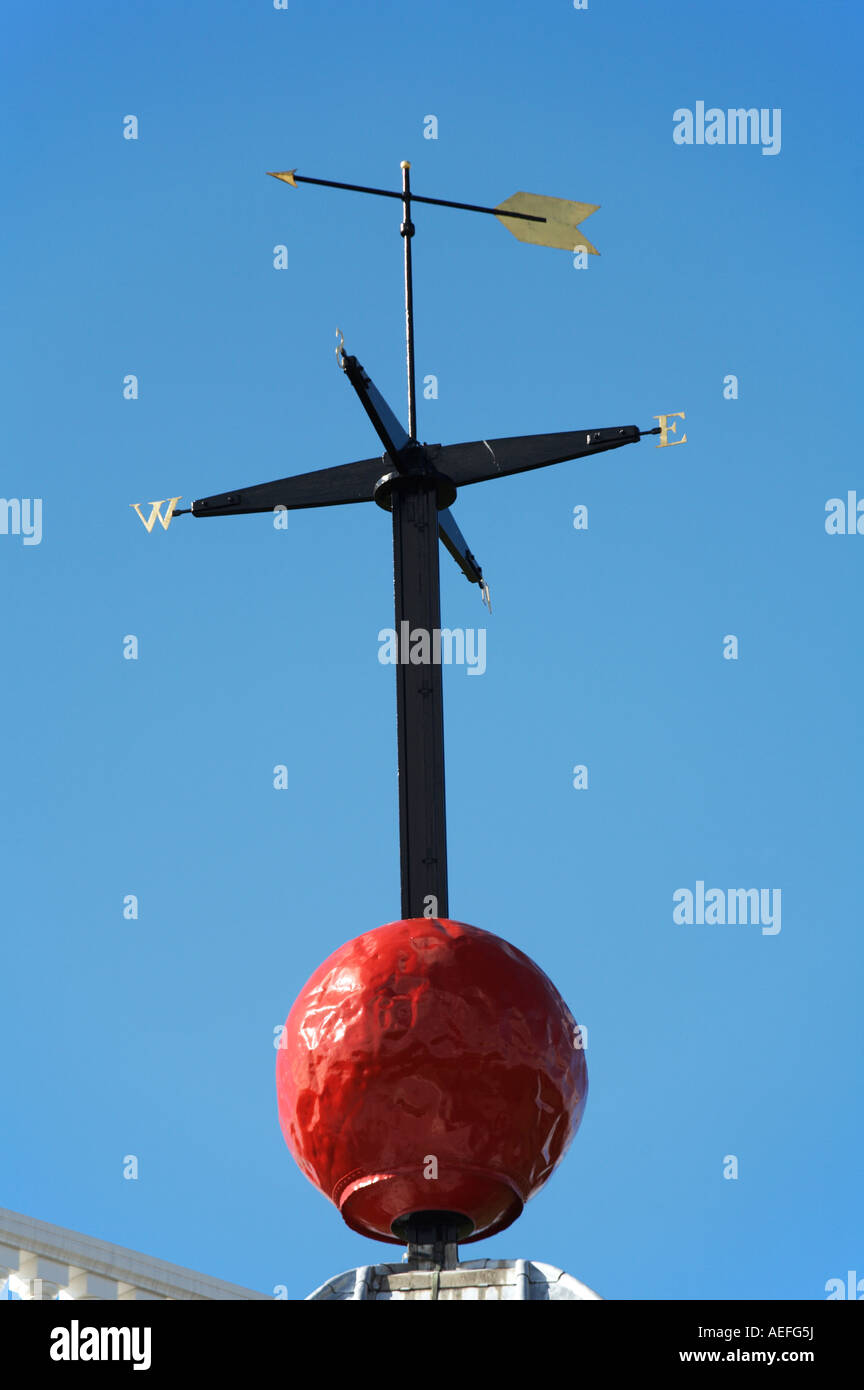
340;352;412;463
438;507;489;606
433;425;645;488
189;456;384;517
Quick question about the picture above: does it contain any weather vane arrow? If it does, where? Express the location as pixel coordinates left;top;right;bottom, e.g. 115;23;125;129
133;160;684;924
265;167;600;253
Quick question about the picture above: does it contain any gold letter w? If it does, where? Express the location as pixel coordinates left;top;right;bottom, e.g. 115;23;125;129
130;498;182;532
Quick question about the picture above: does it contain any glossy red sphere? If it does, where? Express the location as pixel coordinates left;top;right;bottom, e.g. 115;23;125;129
276;918;587;1244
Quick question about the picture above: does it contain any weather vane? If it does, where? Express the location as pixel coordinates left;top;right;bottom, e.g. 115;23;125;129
132;161;685;1299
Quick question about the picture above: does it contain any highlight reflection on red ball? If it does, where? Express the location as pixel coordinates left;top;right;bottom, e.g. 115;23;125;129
276;918;587;1244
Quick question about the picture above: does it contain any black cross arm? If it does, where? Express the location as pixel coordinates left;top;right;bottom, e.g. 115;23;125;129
184;426;652;519
431;425;645;487
188;455;384;516
437;507;485;590
340;352;413;462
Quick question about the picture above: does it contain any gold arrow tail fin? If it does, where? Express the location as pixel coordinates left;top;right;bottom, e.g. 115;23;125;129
495;192;600;252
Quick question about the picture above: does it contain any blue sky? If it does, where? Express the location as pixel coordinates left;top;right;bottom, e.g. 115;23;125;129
2;0;861;1300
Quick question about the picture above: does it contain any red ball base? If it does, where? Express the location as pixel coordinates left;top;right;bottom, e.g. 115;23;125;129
276;918;587;1245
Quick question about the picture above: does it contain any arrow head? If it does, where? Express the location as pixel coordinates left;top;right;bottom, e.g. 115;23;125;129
267;170;298;187
496;191;600;252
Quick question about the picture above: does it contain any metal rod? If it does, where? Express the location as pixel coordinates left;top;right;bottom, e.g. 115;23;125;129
283;172;545;223
401;162;417;440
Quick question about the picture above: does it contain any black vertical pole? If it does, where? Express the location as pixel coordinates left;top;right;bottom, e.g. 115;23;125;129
401;161;418;439
392;161;449;919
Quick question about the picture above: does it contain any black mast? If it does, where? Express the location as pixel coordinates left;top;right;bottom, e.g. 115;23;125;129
389;162;449;917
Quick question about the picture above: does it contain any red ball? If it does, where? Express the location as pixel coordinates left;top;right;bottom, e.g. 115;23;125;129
276;919;587;1244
